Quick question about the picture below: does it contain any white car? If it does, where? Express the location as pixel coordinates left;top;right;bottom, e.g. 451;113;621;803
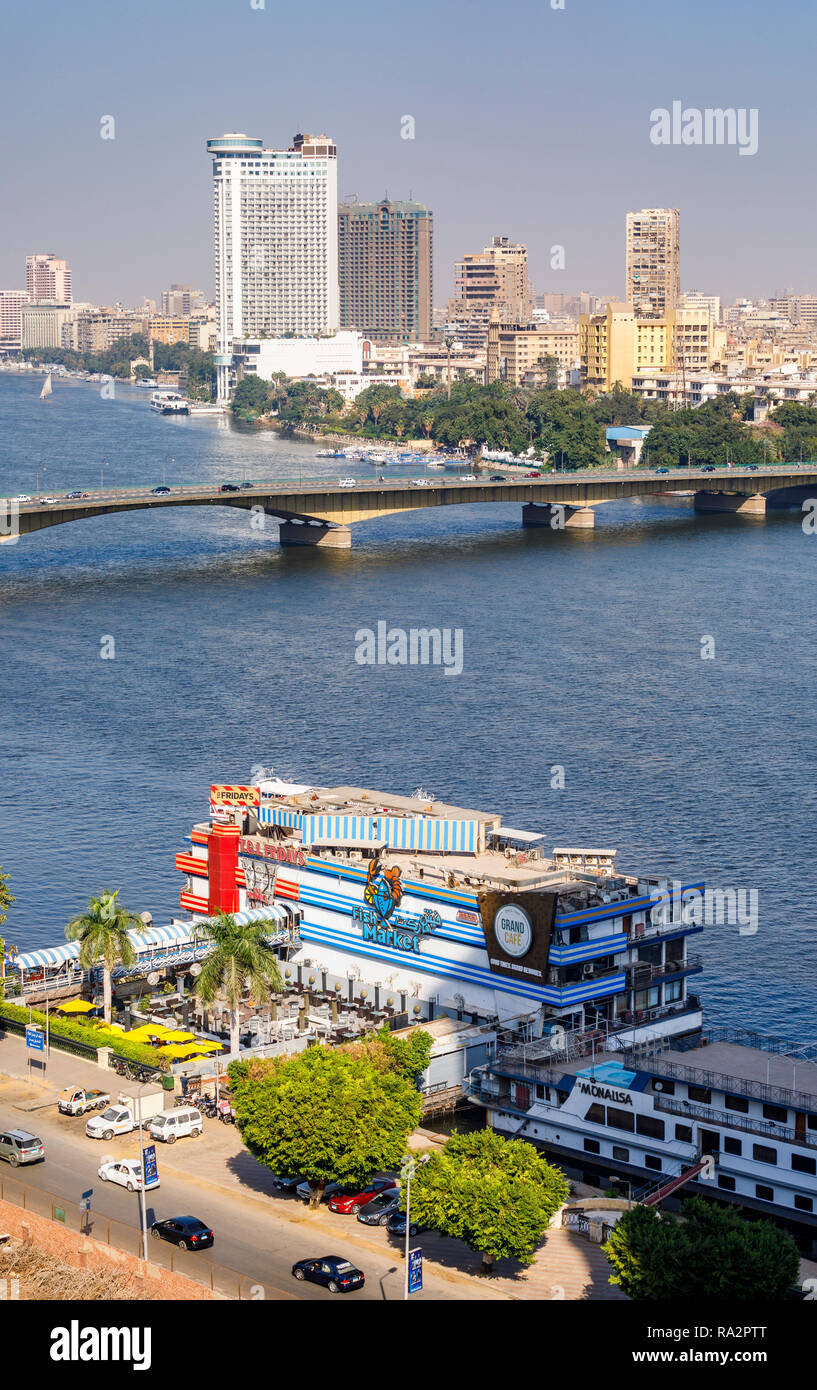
98;1158;159;1192
410;478;431;487
458;474;477;482
39;496;59;505
338;477;357;487
85;1104;136;1139
12;494;31;503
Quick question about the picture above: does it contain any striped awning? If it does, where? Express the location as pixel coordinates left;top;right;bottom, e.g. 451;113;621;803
14;942;82;971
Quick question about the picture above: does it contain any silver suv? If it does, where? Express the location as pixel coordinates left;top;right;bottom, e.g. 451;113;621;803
0;1129;45;1166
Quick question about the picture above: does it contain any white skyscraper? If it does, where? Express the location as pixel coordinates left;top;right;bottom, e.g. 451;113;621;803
206;132;339;400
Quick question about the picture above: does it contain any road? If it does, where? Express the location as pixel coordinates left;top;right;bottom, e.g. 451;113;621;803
0;1089;480;1302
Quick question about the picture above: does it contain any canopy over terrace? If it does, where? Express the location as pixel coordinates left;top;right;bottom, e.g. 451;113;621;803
11;905;294;992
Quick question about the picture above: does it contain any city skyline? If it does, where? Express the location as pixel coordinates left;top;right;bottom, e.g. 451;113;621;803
1;0;815;307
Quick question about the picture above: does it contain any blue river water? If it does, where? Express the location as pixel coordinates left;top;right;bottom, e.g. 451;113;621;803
1;372;815;1039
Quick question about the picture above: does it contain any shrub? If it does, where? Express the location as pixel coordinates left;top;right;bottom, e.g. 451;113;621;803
0;1001;168;1071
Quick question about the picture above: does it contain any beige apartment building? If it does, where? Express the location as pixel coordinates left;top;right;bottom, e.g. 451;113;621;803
579;301;722;391
625;208;680;317
26;253;72;305
446;236;532;348
486;320;579;384
20;302;77;350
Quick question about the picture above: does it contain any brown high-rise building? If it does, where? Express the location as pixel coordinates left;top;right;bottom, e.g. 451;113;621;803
338;199;433;342
446;236;532;349
625;208;680;318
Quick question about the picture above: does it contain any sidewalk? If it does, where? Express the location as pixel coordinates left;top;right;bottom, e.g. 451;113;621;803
0;1030;621;1300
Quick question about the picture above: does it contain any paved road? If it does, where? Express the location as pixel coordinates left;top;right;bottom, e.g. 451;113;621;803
0;1083;483;1302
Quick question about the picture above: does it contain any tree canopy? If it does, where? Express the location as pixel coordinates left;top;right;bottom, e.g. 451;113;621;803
408;1128;570;1272
603;1196;800;1300
229;1037;428;1206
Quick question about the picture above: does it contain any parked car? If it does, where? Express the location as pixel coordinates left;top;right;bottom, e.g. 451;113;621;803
270;1173;306;1193
328;1178;397;1215
98;1158;159;1192
150;1216;213;1250
295;1179;350;1204
291;1256;365;1293
148;1108;203;1143
85;1104;137;1140
387;1210;426;1238
59;1086;110;1116
338;477;357;487
356;1190;401;1226
150;485;171;495
219;482;240;492
0;1129;44;1166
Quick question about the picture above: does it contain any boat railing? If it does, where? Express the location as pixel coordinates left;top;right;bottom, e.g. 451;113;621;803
620;1050;817;1117
654;1095;817;1149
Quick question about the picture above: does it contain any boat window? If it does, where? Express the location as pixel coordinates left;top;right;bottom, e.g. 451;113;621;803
752;1144;777;1166
636;1114;665;1140
585;1103;605;1124
607;1106;635;1133
688;1085;711;1105
792;1153;817;1176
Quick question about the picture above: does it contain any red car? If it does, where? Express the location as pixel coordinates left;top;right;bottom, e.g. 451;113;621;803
327;1178;397;1215
525;470;540;477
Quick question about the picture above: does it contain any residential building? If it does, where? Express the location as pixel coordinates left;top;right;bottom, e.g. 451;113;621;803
338;199;433;343
71;309;143;353
161;284;205;316
768;293;817;329
579;302;722;391
680;290;721;325
624;208;680;317
20;302;76;351
446;236;532;349
26;253;72;304
486;320;579;385
362;340;486;389
0;290;29;353
207;131;339;399
142;315;192;346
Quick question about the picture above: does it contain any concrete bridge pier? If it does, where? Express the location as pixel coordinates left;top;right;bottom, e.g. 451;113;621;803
693;491;767;517
278;520;352;548
522;503;596;530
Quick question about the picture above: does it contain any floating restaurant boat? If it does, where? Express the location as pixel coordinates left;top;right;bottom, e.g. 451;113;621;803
173;774;817;1247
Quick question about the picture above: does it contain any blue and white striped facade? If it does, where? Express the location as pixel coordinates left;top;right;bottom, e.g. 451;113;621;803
260;805;480;854
239;838;705;1031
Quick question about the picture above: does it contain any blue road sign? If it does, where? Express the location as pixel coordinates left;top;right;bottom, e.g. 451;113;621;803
142;1145;158;1186
81;1188;93;1202
408;1247;423;1294
25;1026;44;1052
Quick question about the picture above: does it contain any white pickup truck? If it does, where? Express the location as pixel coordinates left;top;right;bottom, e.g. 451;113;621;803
59;1087;111;1116
84;1091;167;1140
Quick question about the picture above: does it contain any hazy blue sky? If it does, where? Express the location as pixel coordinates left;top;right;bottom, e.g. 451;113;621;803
2;0;814;306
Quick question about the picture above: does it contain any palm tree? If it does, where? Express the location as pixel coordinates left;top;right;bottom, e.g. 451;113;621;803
193;912;284;1055
65;889;144;1023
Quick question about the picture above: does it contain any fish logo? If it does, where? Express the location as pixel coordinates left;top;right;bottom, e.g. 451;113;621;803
364;860;403;922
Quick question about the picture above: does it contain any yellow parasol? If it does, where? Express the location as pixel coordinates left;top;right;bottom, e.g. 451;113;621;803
161;1030;197;1043
127;1024;174;1040
156;1044;193;1057
190;1040;224;1053
57;1000;97;1014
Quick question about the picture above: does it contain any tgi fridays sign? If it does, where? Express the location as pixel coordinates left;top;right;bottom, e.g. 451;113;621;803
238;836;307;906
210;784;260;811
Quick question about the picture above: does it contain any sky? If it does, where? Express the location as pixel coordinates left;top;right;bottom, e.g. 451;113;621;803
1;0;815;308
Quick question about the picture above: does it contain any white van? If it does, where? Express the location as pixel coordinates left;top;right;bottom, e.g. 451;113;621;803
148;1108;203;1143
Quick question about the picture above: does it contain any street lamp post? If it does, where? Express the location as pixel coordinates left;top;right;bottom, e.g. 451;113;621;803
400;1153;430;1299
135;1086;149;1260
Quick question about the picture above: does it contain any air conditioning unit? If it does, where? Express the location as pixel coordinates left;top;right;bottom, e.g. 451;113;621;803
582;963;594;976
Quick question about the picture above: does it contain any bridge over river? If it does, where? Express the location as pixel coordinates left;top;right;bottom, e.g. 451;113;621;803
5;464;817;548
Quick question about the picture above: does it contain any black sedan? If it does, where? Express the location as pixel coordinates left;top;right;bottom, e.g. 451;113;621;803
151;485;171;495
270;1173;306;1193
700;464;717;472
387;1210;426;1238
292;1256;365;1293
219;482;240;492
489;474;507;481
150;1216;214;1251
356;1190;400;1226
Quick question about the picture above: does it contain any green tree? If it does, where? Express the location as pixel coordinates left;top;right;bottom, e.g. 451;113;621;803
603;1196;799;1300
0;867;12;1002
342;1024;432;1085
65;889;144;1022
193;910;284;1055
229;1044;423;1207
409;1128;569;1273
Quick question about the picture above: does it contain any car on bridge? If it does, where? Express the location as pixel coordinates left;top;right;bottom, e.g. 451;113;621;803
39;496;59;504
654;467;669;474
13;494;31;503
151;485;171;495
240;481;256;489
410;478;431;486
745;464;759;471
65;490;88;499
219;482;240;492
458;473;477;481
338;477;357;487
700;465;716;472
489;474;507;481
